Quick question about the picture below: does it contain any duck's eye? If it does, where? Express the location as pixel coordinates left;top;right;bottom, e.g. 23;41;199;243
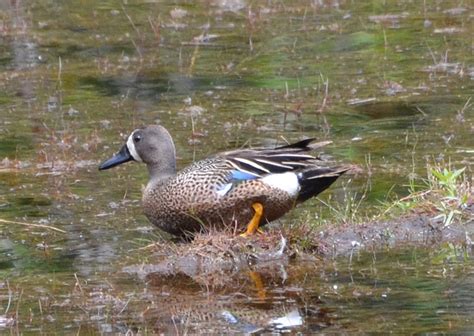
133;134;141;142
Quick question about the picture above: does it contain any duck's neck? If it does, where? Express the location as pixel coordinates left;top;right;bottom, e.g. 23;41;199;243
147;141;177;185
148;162;176;184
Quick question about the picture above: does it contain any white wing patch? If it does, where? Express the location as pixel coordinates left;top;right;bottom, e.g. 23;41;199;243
216;183;233;197
261;172;300;196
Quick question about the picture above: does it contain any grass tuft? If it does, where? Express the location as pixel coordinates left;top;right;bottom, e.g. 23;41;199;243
381;161;472;227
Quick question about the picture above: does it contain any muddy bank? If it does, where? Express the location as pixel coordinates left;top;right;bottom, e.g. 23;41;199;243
124;202;474;286
314;203;474;257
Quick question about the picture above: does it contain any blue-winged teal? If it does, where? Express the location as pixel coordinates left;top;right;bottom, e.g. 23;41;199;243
99;125;348;237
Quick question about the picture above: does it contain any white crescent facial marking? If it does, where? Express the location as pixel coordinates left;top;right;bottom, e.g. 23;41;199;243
126;130;143;162
261;172;300;197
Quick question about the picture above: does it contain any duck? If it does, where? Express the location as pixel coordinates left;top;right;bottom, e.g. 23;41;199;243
99;125;348;237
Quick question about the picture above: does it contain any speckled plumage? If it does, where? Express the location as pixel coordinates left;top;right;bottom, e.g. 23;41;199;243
143;157;295;235
99;125;348;237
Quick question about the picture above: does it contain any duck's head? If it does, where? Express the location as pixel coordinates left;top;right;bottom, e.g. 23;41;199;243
99;125;176;177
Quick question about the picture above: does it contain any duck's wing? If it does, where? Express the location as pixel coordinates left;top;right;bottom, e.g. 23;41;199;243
220;138;328;178
179;138;346;199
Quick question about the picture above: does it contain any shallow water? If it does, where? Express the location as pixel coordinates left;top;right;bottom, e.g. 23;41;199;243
0;0;473;333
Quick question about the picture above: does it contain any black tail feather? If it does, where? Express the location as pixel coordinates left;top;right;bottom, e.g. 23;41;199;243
297;167;349;202
275;138;316;150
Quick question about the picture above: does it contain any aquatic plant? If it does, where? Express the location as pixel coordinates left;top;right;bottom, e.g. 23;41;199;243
382;162;471;228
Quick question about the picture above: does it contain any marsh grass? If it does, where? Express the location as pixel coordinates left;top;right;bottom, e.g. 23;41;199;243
314;181;371;226
427;164;471;227
290;157;472;242
380;161;472;227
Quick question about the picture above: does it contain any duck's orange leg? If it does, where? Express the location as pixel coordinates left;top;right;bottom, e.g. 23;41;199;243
248;270;267;299
240;202;263;237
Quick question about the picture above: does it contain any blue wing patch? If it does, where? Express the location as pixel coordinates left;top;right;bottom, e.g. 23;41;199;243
216;170;259;197
230;170;259;181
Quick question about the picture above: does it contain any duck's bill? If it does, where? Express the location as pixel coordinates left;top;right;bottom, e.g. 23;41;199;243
99;144;133;170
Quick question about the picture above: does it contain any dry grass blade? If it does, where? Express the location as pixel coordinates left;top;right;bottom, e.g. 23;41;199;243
0;218;66;233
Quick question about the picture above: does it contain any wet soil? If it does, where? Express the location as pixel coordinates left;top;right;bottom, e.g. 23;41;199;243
124;201;474;287
315;204;474;256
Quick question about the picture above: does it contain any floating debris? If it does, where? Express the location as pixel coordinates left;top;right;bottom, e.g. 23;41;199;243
434;27;465;34
0;315;15;328
368;13;408;23
442;7;467;15
346;97;376;106
170;8;187;20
